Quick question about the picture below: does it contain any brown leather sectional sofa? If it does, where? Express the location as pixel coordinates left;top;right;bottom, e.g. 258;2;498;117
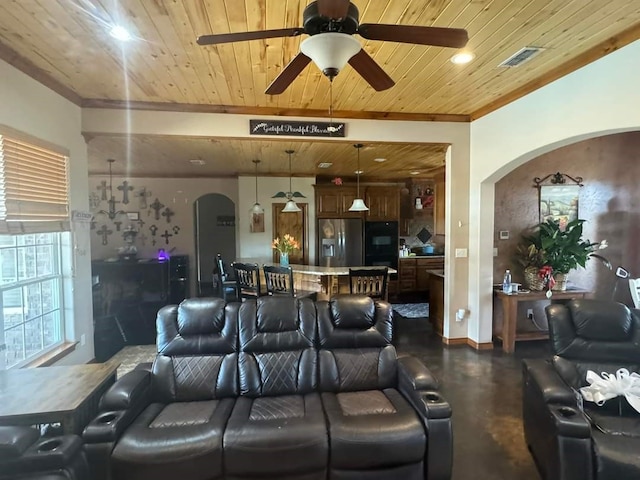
83;295;452;480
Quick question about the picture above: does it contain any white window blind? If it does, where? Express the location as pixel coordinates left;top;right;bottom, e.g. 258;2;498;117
0;127;69;234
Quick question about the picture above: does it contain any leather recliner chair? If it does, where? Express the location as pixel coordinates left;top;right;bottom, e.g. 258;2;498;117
522;299;640;480
0;426;90;479
83;295;451;480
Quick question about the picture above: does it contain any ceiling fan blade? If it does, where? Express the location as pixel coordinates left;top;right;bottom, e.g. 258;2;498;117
348;50;395;91
272;192;288;198
316;0;351;19
265;53;312;95
197;28;304;46
291;192;307;198
358;24;469;49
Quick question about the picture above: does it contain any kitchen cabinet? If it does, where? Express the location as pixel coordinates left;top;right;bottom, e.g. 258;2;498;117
399;256;444;293
365;186;399;221
429;272;445;336
315;186;361;218
434;173;446;236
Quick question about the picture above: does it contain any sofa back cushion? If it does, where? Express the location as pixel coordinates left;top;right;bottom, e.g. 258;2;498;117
547;299;640;387
317;295;397;392
238;296;317;397
153;298;239;402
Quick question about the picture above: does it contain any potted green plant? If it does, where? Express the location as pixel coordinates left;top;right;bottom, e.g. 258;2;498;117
515;218;609;291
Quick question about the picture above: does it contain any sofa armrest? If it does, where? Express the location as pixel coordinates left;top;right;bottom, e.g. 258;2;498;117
83;369;152;445
99;369;152;411
523;358;577;405
397;356;452;480
397;355;439;391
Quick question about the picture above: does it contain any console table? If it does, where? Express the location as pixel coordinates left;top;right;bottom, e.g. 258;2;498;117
0;363;117;434
495;287;590;353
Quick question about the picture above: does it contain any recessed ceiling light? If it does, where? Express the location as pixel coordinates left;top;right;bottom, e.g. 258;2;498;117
318;162;333;168
374;158;386;163
355;170;364;175
450;51;475;65
410;171;420;175
189;159;206;166
109;25;132;42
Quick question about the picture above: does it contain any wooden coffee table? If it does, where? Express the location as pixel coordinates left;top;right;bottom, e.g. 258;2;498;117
0;363;117;434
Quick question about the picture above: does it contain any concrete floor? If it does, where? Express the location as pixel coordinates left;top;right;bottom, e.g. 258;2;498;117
394;316;548;480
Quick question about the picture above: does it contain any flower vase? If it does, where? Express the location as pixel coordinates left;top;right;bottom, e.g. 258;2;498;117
279;252;289;266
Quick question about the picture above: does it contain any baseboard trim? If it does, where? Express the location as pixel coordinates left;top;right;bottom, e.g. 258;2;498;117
467;338;494;350
442;337;467;346
442;337;494;350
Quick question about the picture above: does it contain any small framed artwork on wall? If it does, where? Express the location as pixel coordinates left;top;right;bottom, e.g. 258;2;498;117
534;172;583;231
127;212;140;221
251;211;265;233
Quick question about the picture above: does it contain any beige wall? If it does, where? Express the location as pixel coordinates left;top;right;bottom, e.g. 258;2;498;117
470;39;640;345
0;58;93;365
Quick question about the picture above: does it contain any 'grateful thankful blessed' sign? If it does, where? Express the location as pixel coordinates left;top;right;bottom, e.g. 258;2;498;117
250;120;346;137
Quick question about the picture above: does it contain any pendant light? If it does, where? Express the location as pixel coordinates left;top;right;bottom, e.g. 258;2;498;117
348;144;369;211
250;159;264;215
274;150;302;213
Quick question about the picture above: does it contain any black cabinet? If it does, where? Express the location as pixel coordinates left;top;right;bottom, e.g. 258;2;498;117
92;259;175;353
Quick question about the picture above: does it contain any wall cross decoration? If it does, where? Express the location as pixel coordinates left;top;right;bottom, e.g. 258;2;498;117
149;225;158;236
150;198;165;220
135;187;152;209
113;220;123;231
117;180;135;204
161;230;173;245
172;225;180;235
138;233;148;246
97;181;108;200
161;207;175;223
96;225;113;245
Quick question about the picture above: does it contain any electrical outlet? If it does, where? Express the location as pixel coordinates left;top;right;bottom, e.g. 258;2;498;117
527;309;534;320
80;334;86;346
456;309;466;321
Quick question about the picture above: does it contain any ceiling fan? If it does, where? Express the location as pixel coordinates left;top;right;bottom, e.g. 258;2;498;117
197;0;468;95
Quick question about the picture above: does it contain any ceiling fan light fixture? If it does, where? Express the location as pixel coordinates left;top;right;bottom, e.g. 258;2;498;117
300;33;361;78
282;199;302;213
109;25;132;42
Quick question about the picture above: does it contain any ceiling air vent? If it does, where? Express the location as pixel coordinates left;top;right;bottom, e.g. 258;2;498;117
317;162;333;169
498;47;545;67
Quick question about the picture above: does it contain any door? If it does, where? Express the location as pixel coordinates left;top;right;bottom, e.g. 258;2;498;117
194;194;236;295
272;203;308;264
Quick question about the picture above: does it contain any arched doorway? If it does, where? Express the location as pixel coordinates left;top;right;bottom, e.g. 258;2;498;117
194;193;236;295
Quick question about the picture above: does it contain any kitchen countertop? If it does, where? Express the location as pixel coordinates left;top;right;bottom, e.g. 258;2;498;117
236;258;397;276
426;269;445;278
399;255;445;259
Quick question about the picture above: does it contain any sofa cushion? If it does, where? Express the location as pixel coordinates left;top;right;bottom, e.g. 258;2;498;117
592;429;640;478
322;388;425;470
111;398;234;480
223;394;328;477
337;390;397;416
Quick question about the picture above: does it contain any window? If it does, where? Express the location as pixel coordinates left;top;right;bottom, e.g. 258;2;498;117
1;232;64;368
0;126;70;369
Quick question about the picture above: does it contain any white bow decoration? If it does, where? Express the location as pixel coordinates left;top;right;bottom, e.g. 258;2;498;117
579;369;640;413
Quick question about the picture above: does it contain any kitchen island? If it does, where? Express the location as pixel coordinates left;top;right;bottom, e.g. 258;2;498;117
426;269;445;336
237;258;396;300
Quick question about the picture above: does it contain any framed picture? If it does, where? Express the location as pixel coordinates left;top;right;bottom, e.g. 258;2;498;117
126;212;139;221
251;212;265;233
539;184;579;229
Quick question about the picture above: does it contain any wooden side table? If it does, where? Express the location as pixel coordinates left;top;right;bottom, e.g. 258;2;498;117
494;288;590;353
0;363;117;434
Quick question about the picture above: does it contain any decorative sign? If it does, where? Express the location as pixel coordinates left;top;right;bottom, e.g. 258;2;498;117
250;120;346;137
217;215;236;227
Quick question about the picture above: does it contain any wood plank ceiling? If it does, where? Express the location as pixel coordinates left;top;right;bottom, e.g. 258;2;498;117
0;0;639;178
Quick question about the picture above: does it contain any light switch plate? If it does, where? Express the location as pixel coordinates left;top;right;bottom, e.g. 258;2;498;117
493;248;498;257
455;248;468;258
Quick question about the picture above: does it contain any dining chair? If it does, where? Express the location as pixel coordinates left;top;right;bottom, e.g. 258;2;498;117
348;267;389;300
213;253;238;301
630;278;640;308
263;265;317;300
231;262;263;299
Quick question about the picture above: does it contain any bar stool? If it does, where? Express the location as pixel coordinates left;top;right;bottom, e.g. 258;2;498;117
348;267;389;300
231;262;263;299
213;253;238;301
263;265;317;300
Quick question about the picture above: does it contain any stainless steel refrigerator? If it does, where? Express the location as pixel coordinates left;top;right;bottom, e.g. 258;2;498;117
317;218;363;267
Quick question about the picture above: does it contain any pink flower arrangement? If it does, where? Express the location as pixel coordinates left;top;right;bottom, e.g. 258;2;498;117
272;234;300;254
